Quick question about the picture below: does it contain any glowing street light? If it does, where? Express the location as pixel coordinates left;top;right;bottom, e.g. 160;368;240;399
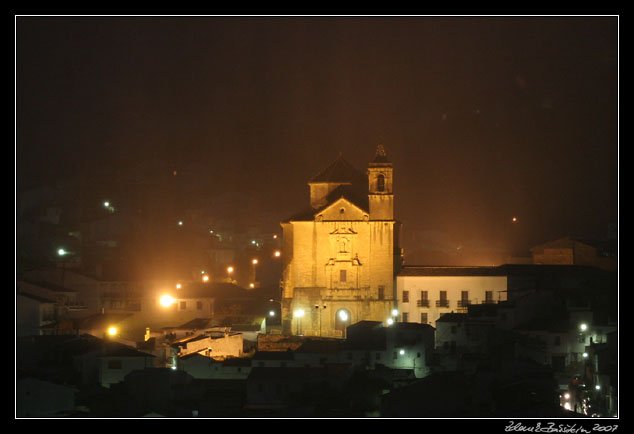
160;294;175;307
107;327;118;336
249;283;255;288
274;250;281;257
178;221;183;226
386;318;394;325
58;248;67;256
580;323;588;332
176;283;182;289
399;349;405;356
294;309;305;335
269;310;275;317
338;310;349;322
202;275;209;282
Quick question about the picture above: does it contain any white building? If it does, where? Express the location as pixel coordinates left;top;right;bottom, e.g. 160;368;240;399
396;266;508;327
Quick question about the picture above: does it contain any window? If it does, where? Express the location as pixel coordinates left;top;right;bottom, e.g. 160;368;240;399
180;301;187;310
403;290;409;303
485;291;493;303
196;301;203;310
377;174;385;192
402;312;408;322
378;286;385;300
421;290;428;300
437;290;449;307
107;360;122;370
340;270;347;282
421;312;428;324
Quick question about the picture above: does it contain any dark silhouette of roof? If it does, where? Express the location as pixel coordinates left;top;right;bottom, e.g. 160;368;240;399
309;153;367;185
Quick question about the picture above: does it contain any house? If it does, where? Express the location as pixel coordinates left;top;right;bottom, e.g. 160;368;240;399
396;265;508;327
530;237;617;271
16;291;57;337
344;320;435;378
245;366;350;410
179;353;251;380
16;377;78;417
435;303;498;355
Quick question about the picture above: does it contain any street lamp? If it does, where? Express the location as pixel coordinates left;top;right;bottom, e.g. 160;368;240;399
57;248;72;289
160;294;175;307
315;304;327;337
294;309;305;335
274;250;281;258
107;327;118;337
227;266;234;282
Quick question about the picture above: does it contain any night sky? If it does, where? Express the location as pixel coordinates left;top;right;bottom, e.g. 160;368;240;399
16;16;618;265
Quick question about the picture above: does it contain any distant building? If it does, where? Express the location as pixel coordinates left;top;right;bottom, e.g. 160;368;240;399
281;146;401;337
396;266;508;327
16;291;57;337
344;320;435;378
530;237;617;271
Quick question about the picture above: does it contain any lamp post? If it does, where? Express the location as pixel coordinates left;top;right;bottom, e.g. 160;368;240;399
57;248;71;289
251;259;258;286
315;304;327;337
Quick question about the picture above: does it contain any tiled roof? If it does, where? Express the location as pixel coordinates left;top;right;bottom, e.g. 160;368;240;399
399;266;508;277
17;291;57;304
309;154;367;184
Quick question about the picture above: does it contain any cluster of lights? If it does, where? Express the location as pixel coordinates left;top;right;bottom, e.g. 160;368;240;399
386;309;399;326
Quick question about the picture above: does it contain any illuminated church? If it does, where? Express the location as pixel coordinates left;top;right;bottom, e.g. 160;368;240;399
280;145;402;337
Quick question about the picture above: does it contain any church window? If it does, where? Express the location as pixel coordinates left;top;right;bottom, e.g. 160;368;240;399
377;174;385;192
340;270;347;282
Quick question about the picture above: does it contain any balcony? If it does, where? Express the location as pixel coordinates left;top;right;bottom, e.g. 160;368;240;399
436;300;450;308
457;300;471;308
417;299;430;308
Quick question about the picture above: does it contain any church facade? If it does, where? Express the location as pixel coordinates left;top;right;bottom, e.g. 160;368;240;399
280;146;402;337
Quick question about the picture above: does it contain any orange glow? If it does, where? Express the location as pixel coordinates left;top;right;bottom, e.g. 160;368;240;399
274;250;281;257
176;283;182;289
202;275;209;282
252;259;258;265
227;266;234;274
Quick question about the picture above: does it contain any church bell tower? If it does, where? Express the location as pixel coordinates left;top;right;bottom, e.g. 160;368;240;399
368;145;394;220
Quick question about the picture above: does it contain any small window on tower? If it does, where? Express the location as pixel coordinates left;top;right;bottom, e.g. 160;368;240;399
377;174;385;192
